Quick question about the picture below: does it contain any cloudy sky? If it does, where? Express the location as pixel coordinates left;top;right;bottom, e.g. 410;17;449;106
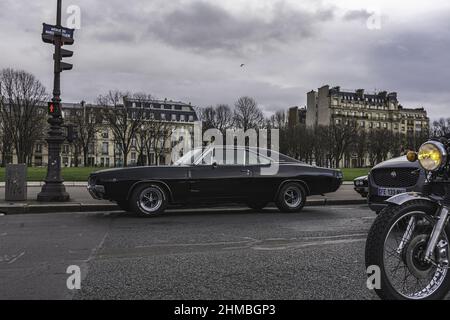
1;0;449;119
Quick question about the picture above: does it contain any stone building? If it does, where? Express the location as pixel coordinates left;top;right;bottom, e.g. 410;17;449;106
288;106;307;127
306;85;430;167
9;97;199;168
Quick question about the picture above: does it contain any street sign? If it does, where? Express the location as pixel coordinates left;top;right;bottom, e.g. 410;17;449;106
42;23;74;45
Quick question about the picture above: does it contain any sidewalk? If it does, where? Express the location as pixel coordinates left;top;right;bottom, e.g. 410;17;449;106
0;183;365;215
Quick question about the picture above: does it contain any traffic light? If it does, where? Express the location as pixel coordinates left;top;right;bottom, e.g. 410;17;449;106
48;102;61;116
42;23;74;72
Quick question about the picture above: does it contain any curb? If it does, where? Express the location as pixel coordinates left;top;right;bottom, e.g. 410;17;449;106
0;199;367;215
0;181;356;187
0;182;87;187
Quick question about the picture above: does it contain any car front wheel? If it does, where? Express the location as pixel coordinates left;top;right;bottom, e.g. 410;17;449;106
130;184;167;217
276;183;306;213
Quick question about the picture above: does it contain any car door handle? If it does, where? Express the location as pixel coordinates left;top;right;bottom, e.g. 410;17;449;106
241;169;251;175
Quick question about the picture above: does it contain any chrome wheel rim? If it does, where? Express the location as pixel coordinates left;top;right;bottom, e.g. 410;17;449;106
383;211;448;299
284;186;302;208
139;187;163;213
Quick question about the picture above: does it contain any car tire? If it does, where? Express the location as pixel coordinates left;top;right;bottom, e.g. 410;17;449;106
248;201;268;211
116;200;131;212
130;184;167;217
276;183;306;213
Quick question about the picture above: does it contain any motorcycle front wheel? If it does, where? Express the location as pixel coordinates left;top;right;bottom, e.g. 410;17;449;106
365;200;450;300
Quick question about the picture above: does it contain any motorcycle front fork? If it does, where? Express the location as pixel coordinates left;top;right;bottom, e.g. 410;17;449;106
396;205;450;267
425;206;449;265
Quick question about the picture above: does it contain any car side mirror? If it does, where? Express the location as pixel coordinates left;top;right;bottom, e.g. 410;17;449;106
212;161;218;168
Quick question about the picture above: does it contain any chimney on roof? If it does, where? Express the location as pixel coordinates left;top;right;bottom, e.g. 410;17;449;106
388;92;397;101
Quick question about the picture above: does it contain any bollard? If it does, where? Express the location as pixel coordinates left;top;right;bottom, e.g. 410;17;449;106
5;164;27;201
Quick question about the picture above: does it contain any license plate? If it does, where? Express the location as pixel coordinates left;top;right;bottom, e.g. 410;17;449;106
377;187;406;197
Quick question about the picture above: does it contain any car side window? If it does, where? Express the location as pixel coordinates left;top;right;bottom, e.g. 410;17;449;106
246;150;272;165
200;150;213;165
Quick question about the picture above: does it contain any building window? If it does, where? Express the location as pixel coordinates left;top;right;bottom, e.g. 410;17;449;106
102;129;109;139
180;115;185;122
35;143;43;154
63;144;70;154
161;113;166;120
102;142;109;155
131;152;136;164
189;115;194;122
171;114;177;121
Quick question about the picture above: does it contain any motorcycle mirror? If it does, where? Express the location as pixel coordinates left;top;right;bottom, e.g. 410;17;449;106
406;151;418;162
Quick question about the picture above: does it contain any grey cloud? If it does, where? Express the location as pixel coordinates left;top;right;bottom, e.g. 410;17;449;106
343;9;372;21
146;1;334;54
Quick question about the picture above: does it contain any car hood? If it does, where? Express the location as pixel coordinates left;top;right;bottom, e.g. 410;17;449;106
373;156;421;169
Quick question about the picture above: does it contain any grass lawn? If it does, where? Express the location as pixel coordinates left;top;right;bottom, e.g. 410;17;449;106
341;168;371;181
0;167;98;182
0;166;372;182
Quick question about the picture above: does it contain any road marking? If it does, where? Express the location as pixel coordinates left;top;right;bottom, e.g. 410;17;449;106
7;251;25;264
252;238;366;251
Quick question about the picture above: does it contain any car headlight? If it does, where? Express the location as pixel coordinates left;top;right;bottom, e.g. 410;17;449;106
417;141;447;171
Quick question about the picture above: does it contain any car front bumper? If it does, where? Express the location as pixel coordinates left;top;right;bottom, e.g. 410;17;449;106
87;184;106;200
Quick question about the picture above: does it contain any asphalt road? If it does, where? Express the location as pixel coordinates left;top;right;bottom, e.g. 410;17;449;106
0;204;377;300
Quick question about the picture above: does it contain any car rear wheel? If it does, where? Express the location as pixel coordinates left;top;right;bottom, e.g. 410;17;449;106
276;183;306;213
130;184;167;217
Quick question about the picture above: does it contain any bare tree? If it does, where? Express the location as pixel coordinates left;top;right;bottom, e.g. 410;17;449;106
328;121;358;168
367;129;393;166
0;68;47;164
199;104;234;134
234;96;265;131
352;129;367;167
270;110;286;129
67;101;102;167
97;91;145;167
431;118;450;137
151;121;173;166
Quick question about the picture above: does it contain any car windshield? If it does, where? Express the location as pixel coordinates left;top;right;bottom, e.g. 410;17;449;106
173;148;204;166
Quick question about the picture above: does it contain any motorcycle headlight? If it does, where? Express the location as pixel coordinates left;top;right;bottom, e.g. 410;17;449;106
417;141;447;171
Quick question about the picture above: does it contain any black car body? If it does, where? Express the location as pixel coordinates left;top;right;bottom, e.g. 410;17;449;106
368;156;425;212
354;175;368;197
88;146;343;216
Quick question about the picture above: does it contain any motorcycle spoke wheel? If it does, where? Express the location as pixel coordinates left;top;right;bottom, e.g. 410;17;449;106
383;211;448;299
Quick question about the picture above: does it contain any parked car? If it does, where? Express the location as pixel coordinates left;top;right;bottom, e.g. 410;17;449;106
87;146;343;216
368;155;425;213
354;175;368;197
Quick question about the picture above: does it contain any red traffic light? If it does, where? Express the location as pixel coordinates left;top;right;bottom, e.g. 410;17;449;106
48;102;61;115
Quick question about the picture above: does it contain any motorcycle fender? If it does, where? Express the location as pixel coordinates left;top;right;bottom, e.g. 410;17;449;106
385;192;438;206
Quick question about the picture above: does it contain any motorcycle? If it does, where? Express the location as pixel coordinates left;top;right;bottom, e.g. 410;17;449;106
365;137;450;299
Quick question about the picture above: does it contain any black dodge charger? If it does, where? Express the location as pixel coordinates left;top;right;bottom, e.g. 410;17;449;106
88;146;343;216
